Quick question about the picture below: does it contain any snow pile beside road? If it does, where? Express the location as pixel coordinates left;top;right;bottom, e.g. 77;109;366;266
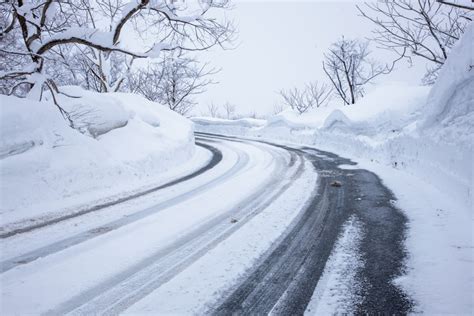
321;83;429;137
59;87;131;138
422;21;474;145
266;108;331;130
194;82;434;181
0;89;195;225
192;116;265;135
194;78;469;206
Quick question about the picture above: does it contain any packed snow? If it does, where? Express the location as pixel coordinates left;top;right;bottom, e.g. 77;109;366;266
305;215;364;315
0;133;317;315
125;157;317;315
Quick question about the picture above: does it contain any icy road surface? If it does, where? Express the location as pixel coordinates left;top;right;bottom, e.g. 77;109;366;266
0;133;411;314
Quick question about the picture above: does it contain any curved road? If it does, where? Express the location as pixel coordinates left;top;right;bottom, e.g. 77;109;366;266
0;133;411;315
0;142;223;239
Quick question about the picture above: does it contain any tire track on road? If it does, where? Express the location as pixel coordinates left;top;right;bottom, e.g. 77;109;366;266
0;140;247;273
210;140;412;314
50;136;308;315
0;142;221;239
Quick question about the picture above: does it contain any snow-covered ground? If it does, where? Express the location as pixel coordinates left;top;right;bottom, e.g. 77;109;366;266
0;6;472;315
0;87;198;227
0;132;319;314
193;23;473;314
305;215;364;315
125;155;316;315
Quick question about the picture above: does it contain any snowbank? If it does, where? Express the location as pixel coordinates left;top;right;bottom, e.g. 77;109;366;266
266;109;328;130
322;83;429;136
191;116;265;135
0;88;196;225
422;22;474;145
194;79;471;205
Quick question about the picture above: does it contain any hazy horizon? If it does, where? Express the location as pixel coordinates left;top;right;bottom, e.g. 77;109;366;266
193;1;431;116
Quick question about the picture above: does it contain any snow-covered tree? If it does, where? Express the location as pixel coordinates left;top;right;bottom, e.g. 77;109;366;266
127;62;165;102
322;37;397;105
357;0;473;84
0;0;233;120
159;56;217;115
62;0;137;93
71;49;134;93
128;54;217;115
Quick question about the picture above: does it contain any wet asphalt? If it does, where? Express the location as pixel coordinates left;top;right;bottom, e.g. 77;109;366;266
200;134;412;315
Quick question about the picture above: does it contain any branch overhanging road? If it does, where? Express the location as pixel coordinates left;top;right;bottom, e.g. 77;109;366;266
0;133;412;314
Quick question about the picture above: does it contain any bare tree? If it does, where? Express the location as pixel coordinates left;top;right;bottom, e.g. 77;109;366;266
0;0;233;123
127;63;165;102
245;111;265;119
272;103;285;115
248;111;257;119
323;37;397;105
206;102;219;118
222;102;236;119
280;81;333;113
357;0;472;84
129;55;217;115
279;87;313;114
160;56;218;115
67;49;134;93
307;82;333;108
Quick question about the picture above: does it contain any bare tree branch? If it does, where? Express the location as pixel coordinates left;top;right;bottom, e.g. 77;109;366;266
323;37;394;105
0;0;233;112
437;0;474;11
280;81;332;114
357;0;472;84
206;102;219;118
222;102;236;119
128;54;218;116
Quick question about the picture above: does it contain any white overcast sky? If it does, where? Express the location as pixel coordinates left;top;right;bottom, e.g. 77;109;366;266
193;0;430;116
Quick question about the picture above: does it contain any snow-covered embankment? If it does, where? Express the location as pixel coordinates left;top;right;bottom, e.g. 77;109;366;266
0;87;199;226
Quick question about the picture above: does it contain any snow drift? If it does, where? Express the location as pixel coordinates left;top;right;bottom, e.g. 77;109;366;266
422;24;473;150
192;117;265;135
0;88;195;225
194;75;470;206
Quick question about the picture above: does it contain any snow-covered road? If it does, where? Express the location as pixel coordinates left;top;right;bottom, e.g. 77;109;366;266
0;133;412;314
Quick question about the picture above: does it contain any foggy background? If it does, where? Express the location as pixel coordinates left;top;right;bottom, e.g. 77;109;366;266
193;0;431;116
